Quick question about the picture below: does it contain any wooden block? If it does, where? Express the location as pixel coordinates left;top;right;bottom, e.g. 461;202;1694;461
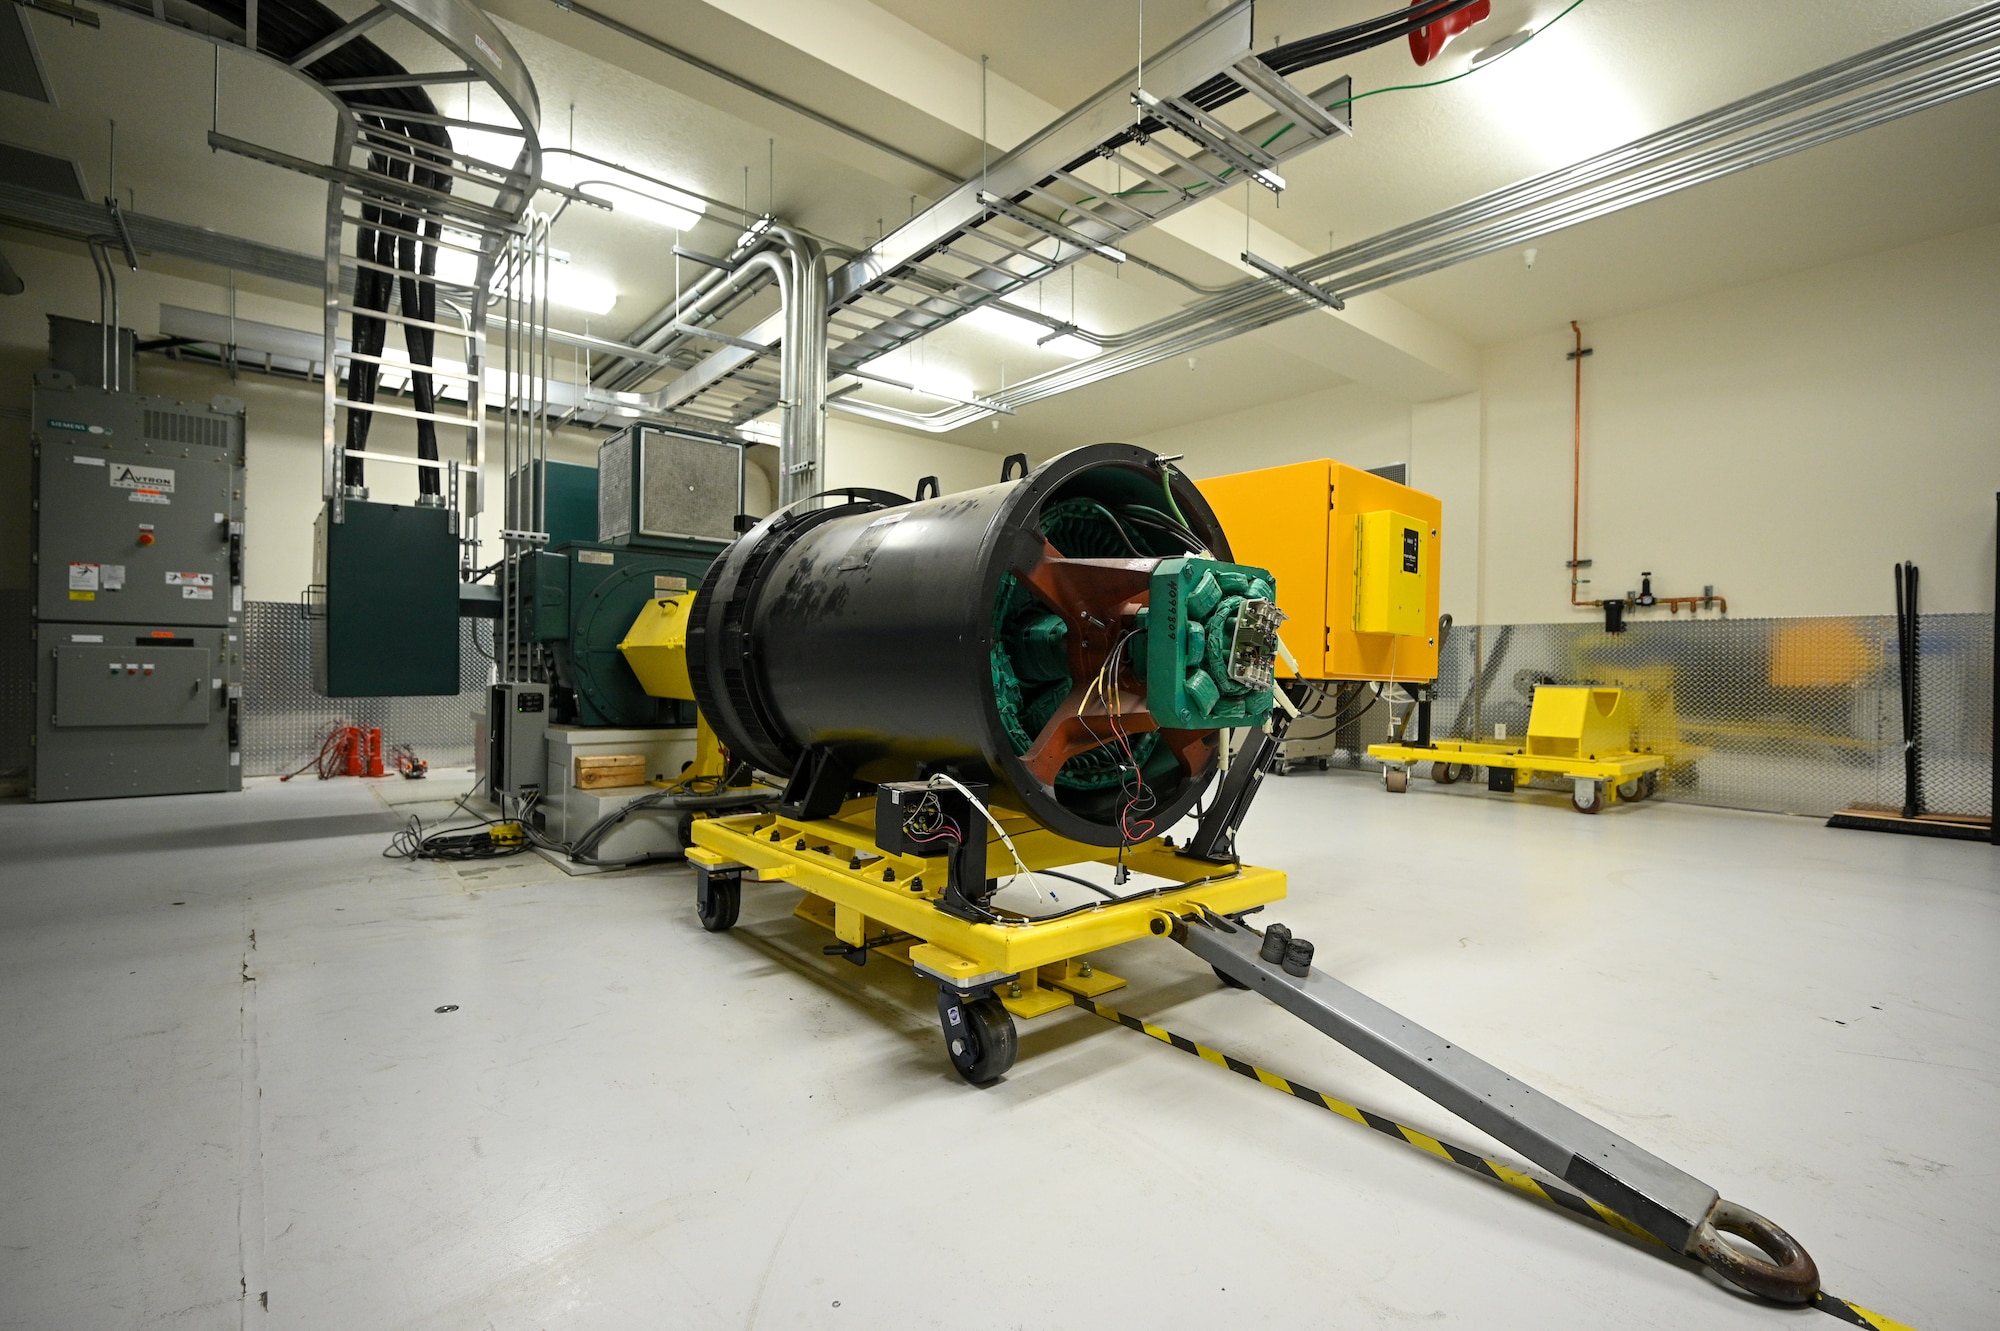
574;754;648;789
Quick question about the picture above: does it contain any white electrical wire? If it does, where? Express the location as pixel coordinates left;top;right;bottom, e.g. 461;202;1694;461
925;773;1047;903
1272;624;1305;717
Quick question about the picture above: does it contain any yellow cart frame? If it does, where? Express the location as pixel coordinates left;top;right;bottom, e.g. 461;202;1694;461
688;796;1285;1018
1367;739;1667;813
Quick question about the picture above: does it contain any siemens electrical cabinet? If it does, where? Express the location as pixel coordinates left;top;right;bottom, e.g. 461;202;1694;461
311;499;460;696
30;369;246;801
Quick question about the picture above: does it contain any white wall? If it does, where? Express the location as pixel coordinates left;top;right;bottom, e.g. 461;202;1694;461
1133;222;2000;624
0;235;999;601
822;415;1012;497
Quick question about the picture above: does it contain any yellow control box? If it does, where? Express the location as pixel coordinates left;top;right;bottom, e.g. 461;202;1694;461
1354;509;1429;637
1197;460;1441;682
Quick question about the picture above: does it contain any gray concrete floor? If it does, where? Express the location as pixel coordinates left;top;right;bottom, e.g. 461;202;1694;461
1;767;1994;1330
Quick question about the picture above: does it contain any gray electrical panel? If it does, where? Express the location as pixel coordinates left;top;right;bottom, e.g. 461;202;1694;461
487;682;549;797
29;347;246;802
596;425;743;546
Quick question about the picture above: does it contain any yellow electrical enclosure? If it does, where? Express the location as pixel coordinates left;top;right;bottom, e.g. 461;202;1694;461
618;593;697;701
1354;509;1429;638
1198;460;1441;682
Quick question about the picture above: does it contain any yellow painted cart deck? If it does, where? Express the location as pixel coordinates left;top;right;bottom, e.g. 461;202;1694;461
688;796;1285;1020
1367;738;1667;813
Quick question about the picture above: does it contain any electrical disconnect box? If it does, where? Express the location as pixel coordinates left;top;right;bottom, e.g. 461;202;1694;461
310;499;460;697
1353;508;1429;638
596;424;744;546
487;682;549;797
29;336;246;801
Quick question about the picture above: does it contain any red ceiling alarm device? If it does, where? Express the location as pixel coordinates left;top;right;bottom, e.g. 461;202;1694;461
1409;0;1491;66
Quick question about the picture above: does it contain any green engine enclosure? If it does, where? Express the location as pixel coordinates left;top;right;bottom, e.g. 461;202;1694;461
1142;556;1278;729
526;539;724;727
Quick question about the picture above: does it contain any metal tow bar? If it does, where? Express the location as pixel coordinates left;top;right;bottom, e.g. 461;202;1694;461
1174;909;1820;1304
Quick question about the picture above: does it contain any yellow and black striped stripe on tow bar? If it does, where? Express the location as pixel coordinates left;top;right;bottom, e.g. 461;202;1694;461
1068;994;1915;1331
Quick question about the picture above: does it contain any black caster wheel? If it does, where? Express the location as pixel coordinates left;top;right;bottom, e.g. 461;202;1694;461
1213;965;1251;990
695;869;741;932
1317;757;1333;772
937;990;1018;1086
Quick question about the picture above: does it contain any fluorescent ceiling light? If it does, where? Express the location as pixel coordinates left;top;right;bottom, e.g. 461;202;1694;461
430;242;480;288
963;306;1093;360
543;153;705;232
417;238;614;312
1468;21;1645;166
548;267;618;315
446;125;530;172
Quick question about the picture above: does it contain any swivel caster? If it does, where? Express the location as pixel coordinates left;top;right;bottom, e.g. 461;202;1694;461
1431;761;1462;785
695;868;741;932
937;990;1017;1086
1572;780;1604;815
1383;766;1409;794
1616;777;1644;802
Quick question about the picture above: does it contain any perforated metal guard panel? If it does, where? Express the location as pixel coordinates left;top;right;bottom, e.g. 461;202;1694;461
240;601;491;776
638;431;740;541
597;434;633;544
1427;614;1992;819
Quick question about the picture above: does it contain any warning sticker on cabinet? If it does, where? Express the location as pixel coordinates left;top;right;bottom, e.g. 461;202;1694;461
183;587;215;600
102;564;125;591
166;572;214;587
69;563;99;592
110;463;175;493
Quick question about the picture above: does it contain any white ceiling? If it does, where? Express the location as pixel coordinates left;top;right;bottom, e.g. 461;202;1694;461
4;0;1996;453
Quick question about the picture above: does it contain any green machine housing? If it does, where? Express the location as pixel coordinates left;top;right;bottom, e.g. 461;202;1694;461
523;426;746;727
524;538;724;727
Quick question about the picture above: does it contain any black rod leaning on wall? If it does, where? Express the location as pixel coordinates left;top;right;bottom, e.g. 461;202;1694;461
1894;561;1925;821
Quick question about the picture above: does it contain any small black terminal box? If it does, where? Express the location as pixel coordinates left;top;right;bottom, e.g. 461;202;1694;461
875;779;988;856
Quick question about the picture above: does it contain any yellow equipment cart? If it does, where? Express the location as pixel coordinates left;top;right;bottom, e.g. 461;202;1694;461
1370;684;1668;813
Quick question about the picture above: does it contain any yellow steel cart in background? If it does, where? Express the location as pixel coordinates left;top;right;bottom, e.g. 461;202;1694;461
1370;684;1670;813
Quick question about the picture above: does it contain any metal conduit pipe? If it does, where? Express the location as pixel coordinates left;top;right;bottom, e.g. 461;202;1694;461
595;263;743;390
844;2;2000;433
600;220;821;393
579;230;825;503
1000;0;2000;365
